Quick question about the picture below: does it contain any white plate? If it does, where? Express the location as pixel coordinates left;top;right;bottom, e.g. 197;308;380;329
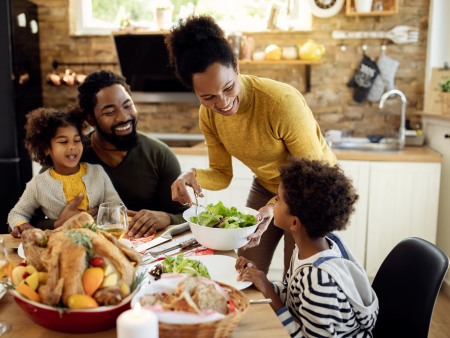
146;255;252;290
17;243;25;259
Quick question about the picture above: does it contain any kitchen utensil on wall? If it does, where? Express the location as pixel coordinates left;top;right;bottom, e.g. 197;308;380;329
332;26;419;44
367;45;400;102
347;54;380;103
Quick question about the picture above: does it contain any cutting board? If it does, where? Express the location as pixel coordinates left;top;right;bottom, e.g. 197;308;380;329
424;67;450;113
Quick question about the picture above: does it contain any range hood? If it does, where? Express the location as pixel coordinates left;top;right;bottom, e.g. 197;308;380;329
113;33;198;103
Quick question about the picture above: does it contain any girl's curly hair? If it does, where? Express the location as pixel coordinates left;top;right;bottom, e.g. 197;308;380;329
279;157;359;238
24;107;86;166
165;15;238;89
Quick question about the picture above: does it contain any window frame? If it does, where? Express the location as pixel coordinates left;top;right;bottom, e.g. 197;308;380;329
70;0;118;36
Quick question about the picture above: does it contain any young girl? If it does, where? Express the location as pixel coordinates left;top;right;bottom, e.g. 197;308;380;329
236;158;379;337
8;107;122;237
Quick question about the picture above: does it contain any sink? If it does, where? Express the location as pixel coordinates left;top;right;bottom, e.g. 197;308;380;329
332;137;402;152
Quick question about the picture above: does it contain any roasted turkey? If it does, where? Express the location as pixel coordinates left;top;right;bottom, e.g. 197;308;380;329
21;212;141;306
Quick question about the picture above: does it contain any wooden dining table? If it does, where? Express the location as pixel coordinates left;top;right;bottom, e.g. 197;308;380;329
0;232;289;338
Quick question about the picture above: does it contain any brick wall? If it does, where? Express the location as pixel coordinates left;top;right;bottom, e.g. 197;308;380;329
31;0;428;137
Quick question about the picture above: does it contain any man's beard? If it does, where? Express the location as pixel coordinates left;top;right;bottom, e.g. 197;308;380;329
95;119;138;151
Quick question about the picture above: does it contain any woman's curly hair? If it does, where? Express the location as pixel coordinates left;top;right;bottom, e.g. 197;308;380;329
165;15;238;89
279;157;359;238
24;107;86;166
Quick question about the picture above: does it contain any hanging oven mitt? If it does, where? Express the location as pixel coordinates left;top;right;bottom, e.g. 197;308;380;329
348;55;380;103
367;52;400;102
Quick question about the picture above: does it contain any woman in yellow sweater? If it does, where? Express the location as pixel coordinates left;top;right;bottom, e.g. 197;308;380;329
167;15;336;274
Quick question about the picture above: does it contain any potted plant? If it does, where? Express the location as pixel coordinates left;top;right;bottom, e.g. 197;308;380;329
440;78;450;114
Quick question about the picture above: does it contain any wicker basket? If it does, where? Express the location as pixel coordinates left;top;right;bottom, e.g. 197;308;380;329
158;282;249;338
440;92;450;115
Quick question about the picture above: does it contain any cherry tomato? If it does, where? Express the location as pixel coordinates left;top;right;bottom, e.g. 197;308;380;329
227;300;236;313
89;257;104;267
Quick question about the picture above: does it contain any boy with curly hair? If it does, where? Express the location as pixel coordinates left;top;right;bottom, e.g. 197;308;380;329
8;107;122;237
236;157;378;337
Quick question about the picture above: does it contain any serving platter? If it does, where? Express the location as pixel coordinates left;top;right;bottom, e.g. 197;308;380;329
17;243;25;259
146;255;252;290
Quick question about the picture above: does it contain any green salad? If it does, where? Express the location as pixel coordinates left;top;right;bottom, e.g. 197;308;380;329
190;201;257;228
161;254;211;278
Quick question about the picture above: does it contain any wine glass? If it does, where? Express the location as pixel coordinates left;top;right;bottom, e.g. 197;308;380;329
0;238;12;335
96;202;128;240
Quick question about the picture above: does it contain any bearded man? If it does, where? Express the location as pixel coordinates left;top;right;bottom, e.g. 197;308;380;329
77;70;188;238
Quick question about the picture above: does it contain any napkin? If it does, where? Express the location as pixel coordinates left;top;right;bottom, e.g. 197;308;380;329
120;234;156;253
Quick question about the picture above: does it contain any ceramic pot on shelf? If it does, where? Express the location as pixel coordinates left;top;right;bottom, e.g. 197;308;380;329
298;40;325;61
155;7;173;30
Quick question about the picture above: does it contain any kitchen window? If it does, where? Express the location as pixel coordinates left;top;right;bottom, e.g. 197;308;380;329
70;0;310;35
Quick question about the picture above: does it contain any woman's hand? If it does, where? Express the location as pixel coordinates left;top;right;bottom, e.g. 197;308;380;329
241;204;274;250
126;209;171;238
11;222;34;238
171;169;203;205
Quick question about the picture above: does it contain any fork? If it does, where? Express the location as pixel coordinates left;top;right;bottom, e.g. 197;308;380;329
193;191;220;225
332;25;419;44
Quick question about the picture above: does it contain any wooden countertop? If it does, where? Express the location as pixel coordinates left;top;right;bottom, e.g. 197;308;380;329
171;143;442;163
420;111;450;121
332;146;442;162
0;234;289;338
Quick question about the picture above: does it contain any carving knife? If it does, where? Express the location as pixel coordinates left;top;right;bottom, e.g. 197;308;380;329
134;222;191;253
146;237;198;256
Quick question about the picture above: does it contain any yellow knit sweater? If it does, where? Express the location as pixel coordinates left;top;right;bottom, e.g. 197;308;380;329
50;163;89;211
196;74;336;195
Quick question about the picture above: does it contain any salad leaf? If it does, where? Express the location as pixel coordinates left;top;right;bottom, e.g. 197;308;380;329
190;201;257;228
161;254;211;279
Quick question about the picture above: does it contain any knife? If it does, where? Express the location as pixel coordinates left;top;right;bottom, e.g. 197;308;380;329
134;222;191;253
146;237;198;256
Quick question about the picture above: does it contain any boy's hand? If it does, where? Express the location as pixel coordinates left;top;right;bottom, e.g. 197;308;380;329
235;256;256;273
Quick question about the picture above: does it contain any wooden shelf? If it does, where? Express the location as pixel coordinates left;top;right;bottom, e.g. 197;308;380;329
346;0;398;17
238;59;321;92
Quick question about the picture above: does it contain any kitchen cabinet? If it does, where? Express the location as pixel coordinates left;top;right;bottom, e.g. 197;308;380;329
340;160;440;279
335;160;370;266
339;161;441;278
175;153;441;279
422;116;450;289
364;161;440;277
346;0;398;16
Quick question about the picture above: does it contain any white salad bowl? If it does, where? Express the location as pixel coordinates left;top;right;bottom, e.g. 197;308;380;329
183;205;260;251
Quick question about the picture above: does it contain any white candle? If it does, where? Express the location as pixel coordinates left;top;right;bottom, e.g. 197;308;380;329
117;303;159;338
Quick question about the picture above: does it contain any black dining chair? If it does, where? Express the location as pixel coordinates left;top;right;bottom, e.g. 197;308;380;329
371;237;449;338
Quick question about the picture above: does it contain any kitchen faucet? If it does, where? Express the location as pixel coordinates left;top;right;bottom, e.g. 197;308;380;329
379;89;406;149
